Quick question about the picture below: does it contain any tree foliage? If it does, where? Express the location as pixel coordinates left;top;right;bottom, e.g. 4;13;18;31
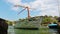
42;17;52;24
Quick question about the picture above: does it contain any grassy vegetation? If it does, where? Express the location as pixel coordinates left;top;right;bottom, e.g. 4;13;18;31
14;27;51;34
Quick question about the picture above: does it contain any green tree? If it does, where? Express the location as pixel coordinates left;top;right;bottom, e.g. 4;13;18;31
42;16;53;24
6;21;13;25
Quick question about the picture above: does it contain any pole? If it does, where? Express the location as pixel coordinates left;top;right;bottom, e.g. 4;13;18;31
27;7;30;21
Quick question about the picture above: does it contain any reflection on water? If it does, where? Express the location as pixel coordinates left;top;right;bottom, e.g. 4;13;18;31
8;26;15;34
49;29;57;34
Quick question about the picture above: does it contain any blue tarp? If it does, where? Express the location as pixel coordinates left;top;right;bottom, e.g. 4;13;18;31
48;24;57;26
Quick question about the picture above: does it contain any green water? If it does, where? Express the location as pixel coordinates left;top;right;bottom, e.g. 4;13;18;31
8;26;57;34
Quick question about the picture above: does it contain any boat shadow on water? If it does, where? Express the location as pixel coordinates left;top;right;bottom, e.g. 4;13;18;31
14;27;39;30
